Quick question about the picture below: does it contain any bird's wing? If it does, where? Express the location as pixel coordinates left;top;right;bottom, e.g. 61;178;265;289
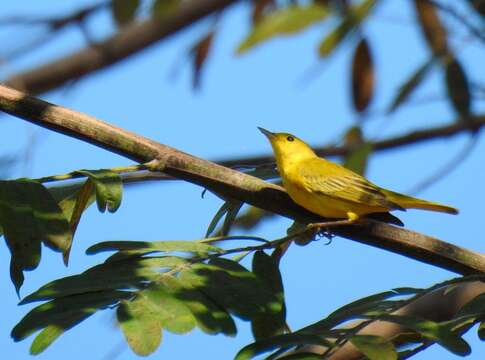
297;159;404;211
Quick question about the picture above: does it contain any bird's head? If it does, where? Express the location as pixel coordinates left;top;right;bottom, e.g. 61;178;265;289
258;127;316;165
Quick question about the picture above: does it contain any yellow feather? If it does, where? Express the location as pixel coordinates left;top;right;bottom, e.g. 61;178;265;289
258;128;458;221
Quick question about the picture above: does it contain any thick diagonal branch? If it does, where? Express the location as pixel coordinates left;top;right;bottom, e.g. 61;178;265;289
0;84;484;275
5;0;238;94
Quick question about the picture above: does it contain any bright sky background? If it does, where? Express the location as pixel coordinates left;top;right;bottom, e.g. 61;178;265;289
1;1;485;359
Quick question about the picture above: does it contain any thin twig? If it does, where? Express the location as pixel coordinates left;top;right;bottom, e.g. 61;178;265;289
426;0;485;44
407;134;479;195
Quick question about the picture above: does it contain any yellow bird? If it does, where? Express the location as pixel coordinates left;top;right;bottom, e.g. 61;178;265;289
258;128;458;225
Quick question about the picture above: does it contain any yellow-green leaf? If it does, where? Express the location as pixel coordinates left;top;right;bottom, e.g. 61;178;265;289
318;0;375;57
117;297;162;356
350;335;397;360
237;4;330;54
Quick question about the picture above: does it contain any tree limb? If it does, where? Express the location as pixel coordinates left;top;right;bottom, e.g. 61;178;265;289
0;84;484;275
4;0;238;94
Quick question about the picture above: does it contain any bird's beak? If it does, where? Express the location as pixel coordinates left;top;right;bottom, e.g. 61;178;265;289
257;127;276;139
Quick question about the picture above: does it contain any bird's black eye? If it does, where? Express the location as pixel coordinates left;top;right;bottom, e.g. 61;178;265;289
286;136;295;142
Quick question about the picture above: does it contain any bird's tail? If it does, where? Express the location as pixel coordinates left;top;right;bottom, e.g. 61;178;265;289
382;189;459;215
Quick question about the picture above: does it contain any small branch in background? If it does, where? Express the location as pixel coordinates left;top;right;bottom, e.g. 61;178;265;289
0;1;109;62
407;135;479;195
4;0;239;94
426;0;485;44
217;115;485;168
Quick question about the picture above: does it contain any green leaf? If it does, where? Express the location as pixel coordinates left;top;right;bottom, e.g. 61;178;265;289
237;4;330;54
30;313;91;355
235;333;333;360
350;335;397;360
318;0;376;57
75;169;123;213
111;0;140;26
20;257;185;304
12;290;131;342
456;293;485;318
387;57;435;113
445;57;471;118
179;258;281;320
86;240;222;255
251;251;287;340
206;199;243;237
117;297;162;356
158;274;237;336
0;180;72;292
137;285;197;334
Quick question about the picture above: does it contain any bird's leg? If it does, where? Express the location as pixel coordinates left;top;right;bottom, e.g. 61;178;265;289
307;212;361;231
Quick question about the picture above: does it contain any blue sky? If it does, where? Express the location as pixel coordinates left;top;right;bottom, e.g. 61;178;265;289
1;1;484;359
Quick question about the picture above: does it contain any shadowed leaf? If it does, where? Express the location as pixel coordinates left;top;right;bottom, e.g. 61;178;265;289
445;57;471;118
12;291;132;342
75;169;122;213
179;258;281;320
350;335;397;360
351;38;374;112
238;4;330;54
86;240;222;255
20;257;185;304
151;0;179;18
0;180;72;292
251;251;287;340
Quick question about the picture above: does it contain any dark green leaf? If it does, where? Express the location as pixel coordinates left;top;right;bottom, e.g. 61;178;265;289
351;37;374;112
117;297;162;356
0;180;72;291
318;0;375;57
251;251;287;340
20;257;184;304
111;0;140;26
387;57;435;113
456;293;485;318
350;335;397;360
445;57;471;118
206;200;233;237
76;169;123;213
237;4;330;54
179;258;281;320
221;201;244;236
12;290;131;341
30;312;91;355
86;240;222;255
235;333;333;360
